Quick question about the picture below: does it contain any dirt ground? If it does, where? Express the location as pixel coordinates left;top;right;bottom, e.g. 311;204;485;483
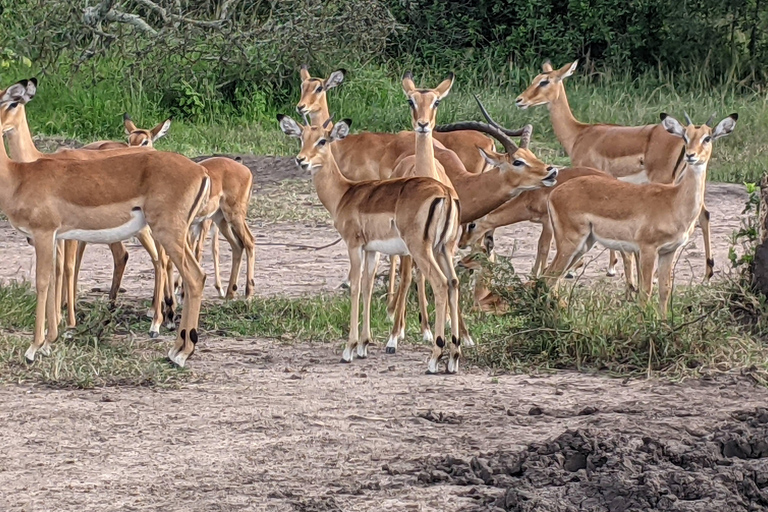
0;156;764;512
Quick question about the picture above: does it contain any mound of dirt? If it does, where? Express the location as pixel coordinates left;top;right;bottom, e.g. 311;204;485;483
192;154;304;186
411;408;768;511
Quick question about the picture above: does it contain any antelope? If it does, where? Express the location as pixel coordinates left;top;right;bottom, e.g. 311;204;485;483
457;244;508;315
386;81;558;352
544;113;737;317
516;61;714;281
460;166;610;278
278;115;462;374
0;79;169;336
93;114;256;302
0;100;211;367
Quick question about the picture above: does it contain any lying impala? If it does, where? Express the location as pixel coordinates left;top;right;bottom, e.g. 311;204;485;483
0;79;169;336
91;114;255;303
517;61;714;281
544;113;737;317
0;100;210;367
279;115;462;374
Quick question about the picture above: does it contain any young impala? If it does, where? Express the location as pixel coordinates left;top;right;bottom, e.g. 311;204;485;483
279;115;462;374
517;61;714;281
544;113;737;317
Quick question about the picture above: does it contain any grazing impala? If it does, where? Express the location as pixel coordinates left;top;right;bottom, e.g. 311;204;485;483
517;61;714;280
0;100;210;367
0;79;169;336
544;113;737;317
279;115;462;374
82;113;172;150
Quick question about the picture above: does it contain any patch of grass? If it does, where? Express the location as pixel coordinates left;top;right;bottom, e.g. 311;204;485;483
0;283;189;388
249;180;331;225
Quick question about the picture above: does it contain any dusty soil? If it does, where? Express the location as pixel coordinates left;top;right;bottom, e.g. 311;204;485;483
0;155;762;511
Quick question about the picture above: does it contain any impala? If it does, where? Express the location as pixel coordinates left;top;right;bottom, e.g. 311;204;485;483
0;79;169;336
0;100;210;366
544;113;737;317
279;115;462;374
517;61;714;280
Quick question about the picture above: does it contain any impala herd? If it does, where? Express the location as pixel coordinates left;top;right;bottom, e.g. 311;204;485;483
0;60;737;374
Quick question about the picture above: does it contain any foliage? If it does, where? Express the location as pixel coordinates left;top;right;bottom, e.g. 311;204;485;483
730;182;761;270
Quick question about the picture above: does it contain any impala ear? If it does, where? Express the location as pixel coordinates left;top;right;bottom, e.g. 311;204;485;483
300;65;311;82
324;69;345;90
402;71;416;95
555;60;578;81
330;118;352;141
151;118;172;141
277;114;303;138
660;113;685;138
434;72;455;99
712;113;738;140
123;113;138;134
477;146;505;169
542;60;554;72
1;79;36;104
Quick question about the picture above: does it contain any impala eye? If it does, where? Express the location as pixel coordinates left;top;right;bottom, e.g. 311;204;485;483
407;98;415;109
315;86;323;93
141;140;150;146
513;159;524;166
539;79;550;87
434;99;441;108
468;222;477;230
317;139;327;147
703;136;711;143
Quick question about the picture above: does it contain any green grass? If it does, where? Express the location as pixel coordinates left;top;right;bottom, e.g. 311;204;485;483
0;282;188;388
3;59;765;183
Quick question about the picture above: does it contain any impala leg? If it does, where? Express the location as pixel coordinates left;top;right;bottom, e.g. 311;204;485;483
358;250;379;359
136;227;165;338
607;250;619;277
412;247;448;375
54;240;64;327
74;241;87;293
387;255;412;354
533;220;554;278
62;240;78;328
657;250;677;319
342;246;363;363
436;248;462;374
216;219;245;300
25;232;56;363
637;248;658;308
386;255;400;321
107;242;129;303
415;268;433;342
161;237;205;367
209;222;224;298
155;241;176;331
620;251;638;298
699;205;713;281
227;213;256;298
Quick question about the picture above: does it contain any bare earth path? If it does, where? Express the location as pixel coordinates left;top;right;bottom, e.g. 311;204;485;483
0;156;763;511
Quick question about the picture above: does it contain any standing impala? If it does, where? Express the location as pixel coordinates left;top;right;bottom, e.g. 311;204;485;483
279;115;462;374
0;79;169;336
0;100;210;367
517;61;714;280
544;113;736;317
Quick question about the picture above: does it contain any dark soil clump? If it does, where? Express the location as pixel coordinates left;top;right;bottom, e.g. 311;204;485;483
410;408;768;511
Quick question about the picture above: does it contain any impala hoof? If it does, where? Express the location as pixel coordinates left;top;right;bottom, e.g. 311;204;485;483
447;356;460;374
24;347;35;364
341;346;354;363
606;269;617;277
462;335;475;348
385;346;396;354
423;330;434;343
149;330;159;339
168;351;188;368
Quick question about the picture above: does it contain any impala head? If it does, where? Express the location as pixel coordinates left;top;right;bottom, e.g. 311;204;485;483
459;219;494;250
0;77;37;133
402;72;454;134
278;114;351;173
296;65;345;117
515;60;578;109
123;113;172;147
660;112;738;166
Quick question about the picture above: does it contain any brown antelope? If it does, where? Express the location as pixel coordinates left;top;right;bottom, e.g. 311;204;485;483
544;113;737;317
0;79;169;336
457;245;508;315
516;61;714;280
0;100;210;366
279;115;462;374
460;166;610;277
94;114;256;302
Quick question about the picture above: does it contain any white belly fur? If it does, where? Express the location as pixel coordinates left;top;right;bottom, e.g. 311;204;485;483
364;238;409;255
58;209;147;243
618;170;650;184
593;233;640;253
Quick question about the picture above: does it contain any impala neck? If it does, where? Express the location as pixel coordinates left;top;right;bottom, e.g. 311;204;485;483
312;150;353;217
452;166;521;220
416;131;437;178
309;98;332;128
0;134;20;207
548;83;582;156
5;106;43;162
672;160;708;226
